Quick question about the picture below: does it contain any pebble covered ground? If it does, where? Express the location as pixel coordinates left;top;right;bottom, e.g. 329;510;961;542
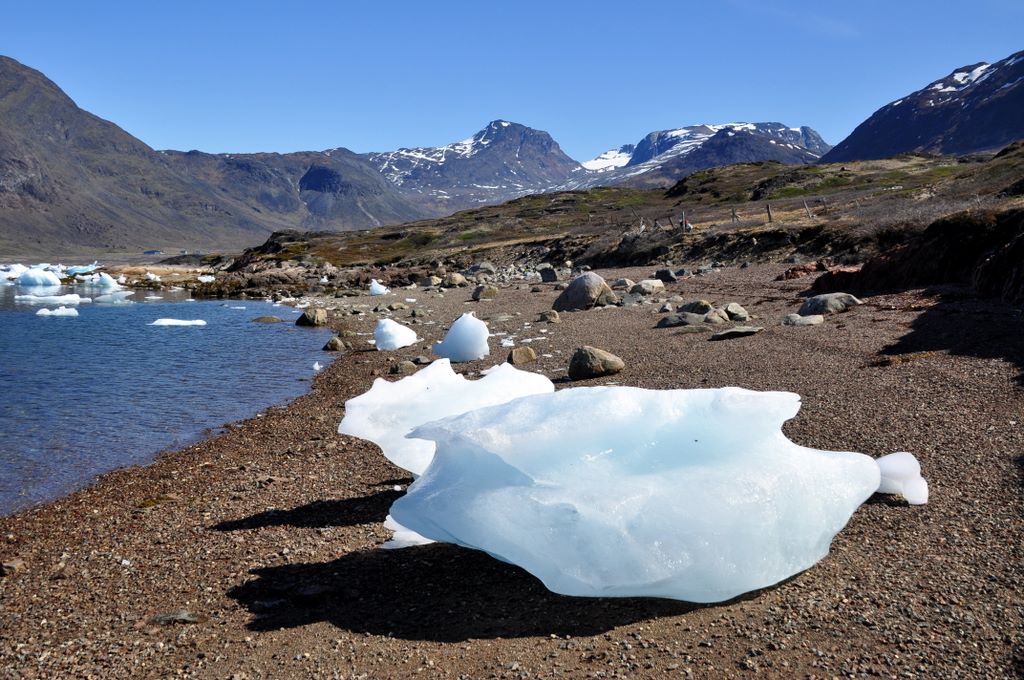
1;263;1022;679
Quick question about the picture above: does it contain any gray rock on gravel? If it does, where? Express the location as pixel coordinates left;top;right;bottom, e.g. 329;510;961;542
656;312;707;328
568;346;625;380
389;361;418;376
783;313;824;326
553;272;618;312
654;269;678;283
472;284;498;301
322;336;351;351
538;310;561;323
704;308;730;325
678;300;714;314
798;293;863;315
442;273;468;288
710;326;764;341
611;278;636;290
296;308;328;327
1;558;26;576
537;264;559;282
724;302;750;321
629;279;665;296
507;346;538;366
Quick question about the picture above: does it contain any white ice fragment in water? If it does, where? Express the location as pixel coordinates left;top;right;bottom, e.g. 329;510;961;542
15;293;90;305
1;263;28;280
144;295;163;300
373;318;418;350
390;386;894;603
116;274;127;284
313;361;323;372
149;319;206;326
338;359;553;476
16;268;62;286
36;306;79;317
432;312;489;362
369;279;390;296
876;451;929;505
93;291;134;303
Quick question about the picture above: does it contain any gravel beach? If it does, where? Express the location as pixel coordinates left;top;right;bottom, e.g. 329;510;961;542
1;263;1022;679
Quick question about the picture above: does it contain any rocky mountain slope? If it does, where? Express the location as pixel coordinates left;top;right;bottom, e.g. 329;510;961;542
0;56;427;255
363;120;583;213
823;49;1024;162
565;123;830;190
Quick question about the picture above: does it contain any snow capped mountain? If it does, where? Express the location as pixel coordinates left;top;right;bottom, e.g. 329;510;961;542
561;122;829;190
823;49;1024;162
363;120;582;211
582;144;635;172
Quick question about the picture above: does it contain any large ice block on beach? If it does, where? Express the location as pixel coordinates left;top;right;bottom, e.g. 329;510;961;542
373;318;418;350
432;312;490;362
390;386;888;603
876;451;929;505
339;359;554;476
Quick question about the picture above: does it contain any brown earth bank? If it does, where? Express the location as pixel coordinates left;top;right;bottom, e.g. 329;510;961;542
1;263;1023;679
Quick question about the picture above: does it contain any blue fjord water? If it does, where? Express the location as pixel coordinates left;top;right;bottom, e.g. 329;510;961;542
0;285;334;515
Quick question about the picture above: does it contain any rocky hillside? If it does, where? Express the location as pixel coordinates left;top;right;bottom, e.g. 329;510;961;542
823;49;1024;162
0;56;427;255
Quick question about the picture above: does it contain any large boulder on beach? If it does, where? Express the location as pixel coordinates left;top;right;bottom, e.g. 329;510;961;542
798;293;862;316
553;272;617;312
472;284;498;301
629;279;665;296
296;308;328;326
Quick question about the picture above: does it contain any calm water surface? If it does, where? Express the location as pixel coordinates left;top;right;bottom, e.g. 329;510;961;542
0;284;334;514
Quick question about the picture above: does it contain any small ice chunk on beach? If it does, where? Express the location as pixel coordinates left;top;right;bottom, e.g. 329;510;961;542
369;279;390;296
373;318;418;350
36;306;79;317
150;318;206;326
313;361;323;372
432;312;489;362
876;451;929;504
197;275;215;283
145;272;161;282
338;359;554;476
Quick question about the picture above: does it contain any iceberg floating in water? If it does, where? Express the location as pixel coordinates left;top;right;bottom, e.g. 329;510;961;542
384;384;925;603
14;293;90;305
373;318;418;351
1;263;29;281
16;268;62;287
150;318;206;326
339;359;554;477
369;279;389;296
433;312;490;362
36;306;79;317
66;262;100;275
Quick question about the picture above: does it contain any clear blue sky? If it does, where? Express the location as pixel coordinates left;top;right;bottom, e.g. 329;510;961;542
3;1;1021;161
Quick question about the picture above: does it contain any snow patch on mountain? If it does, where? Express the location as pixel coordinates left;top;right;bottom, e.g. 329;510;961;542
582;145;635;171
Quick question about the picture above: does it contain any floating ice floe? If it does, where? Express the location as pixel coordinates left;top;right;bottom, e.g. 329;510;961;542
313;361;323;372
149;318;206;326
144;295;163;301
342;366;928;603
93;290;135;303
1;263;29;281
369;279;390;296
36;306;79;317
197;275;215;283
432;312;489;362
66;262;100;275
373;318;419;351
16;268;62;287
338;359;554;477
14;293;90;305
